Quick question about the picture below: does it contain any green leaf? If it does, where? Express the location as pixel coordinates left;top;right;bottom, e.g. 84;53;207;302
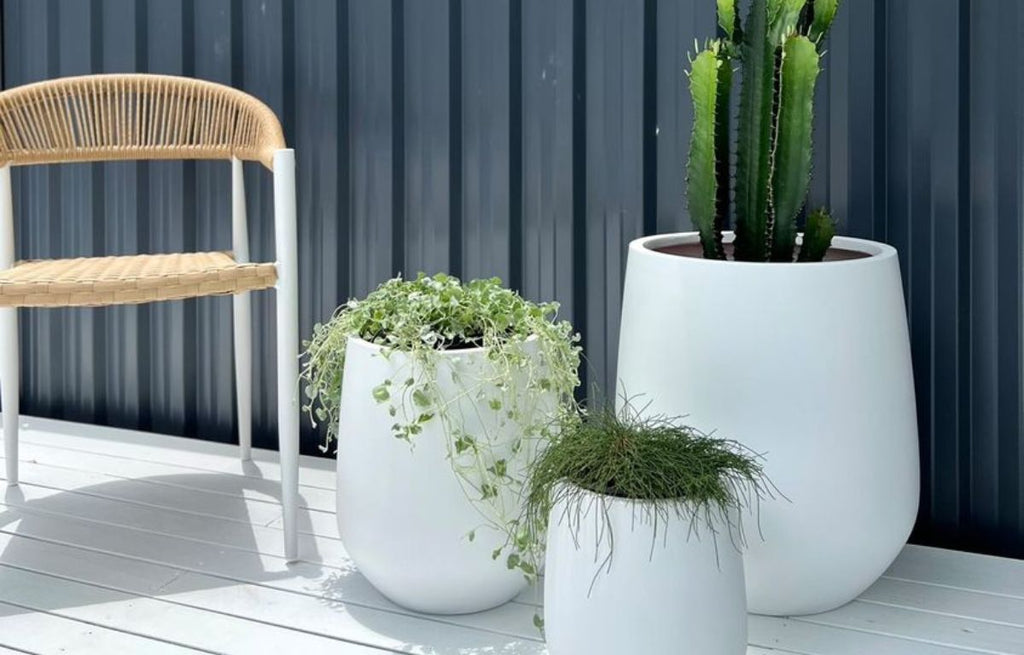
492;547;502;561
488;398;502;411
372;384;390;403
506;553;521;570
533;614;545;631
686;44;724;259
412;388;430;407
771;35;820;262
467;530;476;542
734;0;776;261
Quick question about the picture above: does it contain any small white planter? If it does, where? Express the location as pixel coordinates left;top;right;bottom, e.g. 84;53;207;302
336;336;548;614
616;232;920;615
544;485;747;655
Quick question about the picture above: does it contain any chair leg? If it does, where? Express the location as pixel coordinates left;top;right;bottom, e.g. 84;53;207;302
273;148;299;562
1;308;18;487
233;291;252;461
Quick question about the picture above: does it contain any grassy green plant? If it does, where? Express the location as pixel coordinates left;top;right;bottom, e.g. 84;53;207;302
300;273;581;580
522;400;772;594
688;0;841;262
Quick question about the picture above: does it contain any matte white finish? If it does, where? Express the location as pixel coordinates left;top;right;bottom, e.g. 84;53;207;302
0;417;1015;655
0;166;16;487
336;337;545;614
231;157;252;462
616;232;920;616
544;487;747;655
272;148;300;563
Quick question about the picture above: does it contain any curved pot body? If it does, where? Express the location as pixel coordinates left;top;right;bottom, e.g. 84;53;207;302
336;337;547;614
544;486;747;655
616;232;920;616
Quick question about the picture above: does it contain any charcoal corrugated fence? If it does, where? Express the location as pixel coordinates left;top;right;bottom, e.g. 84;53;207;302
2;0;1022;558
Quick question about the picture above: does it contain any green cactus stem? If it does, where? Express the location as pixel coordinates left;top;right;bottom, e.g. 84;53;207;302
798;208;835;262
717;0;736;40
809;0;839;43
768;0;807;45
714;46;733;247
686;45;724;259
770;35;820;262
733;0;776;262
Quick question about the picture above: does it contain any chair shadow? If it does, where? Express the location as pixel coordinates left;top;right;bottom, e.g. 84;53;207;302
0;467;321;618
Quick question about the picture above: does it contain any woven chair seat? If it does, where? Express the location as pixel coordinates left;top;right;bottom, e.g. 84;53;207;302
0;251;277;307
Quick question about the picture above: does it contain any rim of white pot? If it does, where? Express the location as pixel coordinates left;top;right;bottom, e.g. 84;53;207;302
347;333;539;357
631;231;897;269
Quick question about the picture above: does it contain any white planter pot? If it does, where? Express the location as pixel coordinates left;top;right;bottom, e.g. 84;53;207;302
616;232;920;616
544;485;747;655
336;336;547;614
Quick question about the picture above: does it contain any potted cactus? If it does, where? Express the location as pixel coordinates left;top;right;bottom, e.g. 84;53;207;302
616;0;920;615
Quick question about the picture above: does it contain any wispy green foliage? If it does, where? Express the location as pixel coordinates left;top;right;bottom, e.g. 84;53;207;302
521;401;773;583
685;0;841;262
300;273;582;582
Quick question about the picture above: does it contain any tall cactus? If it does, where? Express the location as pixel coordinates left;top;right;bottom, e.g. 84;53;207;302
686;0;839;262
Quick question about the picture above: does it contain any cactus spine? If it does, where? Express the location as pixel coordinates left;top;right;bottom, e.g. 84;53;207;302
686;0;839;262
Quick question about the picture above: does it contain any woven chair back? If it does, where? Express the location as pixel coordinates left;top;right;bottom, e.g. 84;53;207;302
0;74;285;169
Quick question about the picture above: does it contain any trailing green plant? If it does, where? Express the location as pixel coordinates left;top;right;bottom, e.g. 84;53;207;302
300;273;581;581
688;0;840;262
521;400;772;618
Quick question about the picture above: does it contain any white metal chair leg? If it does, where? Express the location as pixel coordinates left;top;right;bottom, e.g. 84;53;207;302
232;158;252;461
233;292;252;461
0;166;16;487
273;149;300;562
1;308;18;487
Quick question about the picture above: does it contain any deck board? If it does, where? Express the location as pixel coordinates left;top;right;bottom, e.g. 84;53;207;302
2;417;1022;655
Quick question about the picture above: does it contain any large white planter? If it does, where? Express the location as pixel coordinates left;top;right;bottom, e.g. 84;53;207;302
616;232;920;616
544;485;747;654
336;336;546;614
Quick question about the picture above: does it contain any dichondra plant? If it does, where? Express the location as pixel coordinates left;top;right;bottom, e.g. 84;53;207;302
688;0;840;262
301;273;581;580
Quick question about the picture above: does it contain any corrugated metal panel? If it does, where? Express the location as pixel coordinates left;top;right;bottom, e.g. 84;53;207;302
2;0;1022;558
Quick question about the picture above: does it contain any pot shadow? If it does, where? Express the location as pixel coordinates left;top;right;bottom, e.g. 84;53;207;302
0;465;321;618
315;570;548;655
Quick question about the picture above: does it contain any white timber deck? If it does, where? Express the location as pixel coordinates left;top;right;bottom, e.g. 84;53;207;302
0;417;1021;654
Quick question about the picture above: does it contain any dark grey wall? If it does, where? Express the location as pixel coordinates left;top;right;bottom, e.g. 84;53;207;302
2;0;1023;559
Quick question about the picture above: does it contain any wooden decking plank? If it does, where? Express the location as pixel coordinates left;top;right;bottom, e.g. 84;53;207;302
9;438;336;512
0;564;397;655
886;545;1024;600
17;417;337;489
861;577;1024;628
750;615;991;655
0;598;208;655
0;508;544;641
798;600;1024;653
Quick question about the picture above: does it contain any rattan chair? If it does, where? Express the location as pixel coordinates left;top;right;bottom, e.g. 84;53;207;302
0;74;300;561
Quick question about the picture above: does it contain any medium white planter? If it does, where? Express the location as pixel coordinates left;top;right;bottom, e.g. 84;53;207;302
336;336;547;614
616;232;920;616
544;485;747;655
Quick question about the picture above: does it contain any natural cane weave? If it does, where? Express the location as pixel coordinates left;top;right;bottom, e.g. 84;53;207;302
0;74;285;169
0;74;286;309
0;252;277;308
